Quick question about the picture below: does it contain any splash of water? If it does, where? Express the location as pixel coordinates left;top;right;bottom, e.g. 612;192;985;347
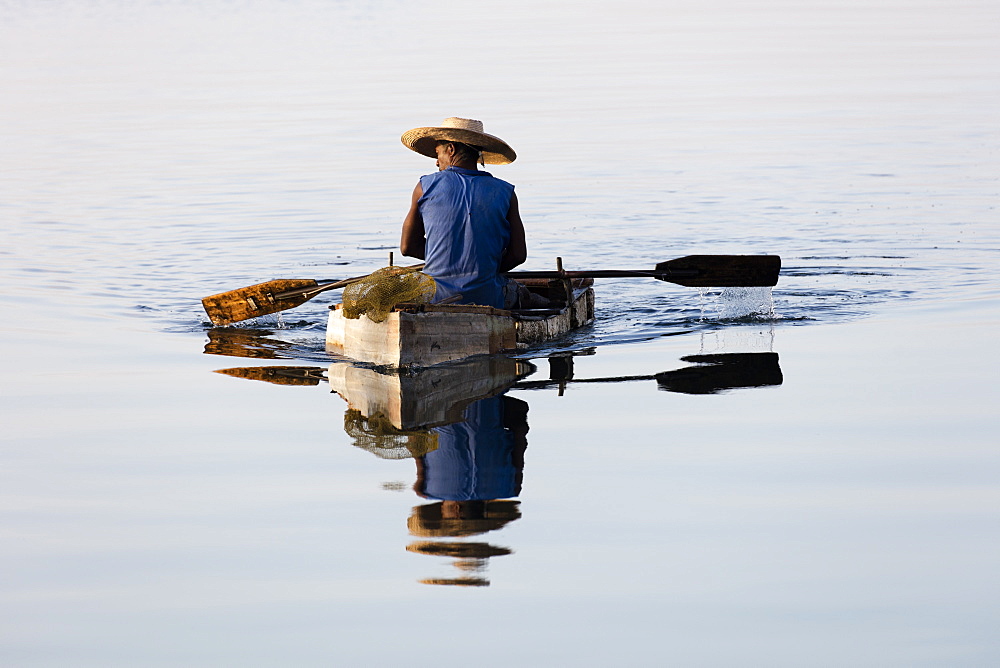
697;287;775;321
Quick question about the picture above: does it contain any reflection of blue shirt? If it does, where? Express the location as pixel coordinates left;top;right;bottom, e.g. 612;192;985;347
419;166;514;308
421;396;517;501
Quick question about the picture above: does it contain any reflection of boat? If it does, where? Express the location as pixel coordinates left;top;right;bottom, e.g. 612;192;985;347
327;356;534;431
327;357;532;587
327;356;531;586
325;278;595;368
328;356;533;463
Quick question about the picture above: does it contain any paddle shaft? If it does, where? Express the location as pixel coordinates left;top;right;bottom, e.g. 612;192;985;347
285;262;763;303
261;259;772;303
507;269;691;279
271;269;678;299
274;264;425;300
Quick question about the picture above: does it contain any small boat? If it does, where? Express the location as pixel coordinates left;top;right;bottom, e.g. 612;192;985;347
326;278;595;368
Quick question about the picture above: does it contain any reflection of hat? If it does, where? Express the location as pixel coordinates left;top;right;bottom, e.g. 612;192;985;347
419;577;489;587
401;117;517;165
406;541;511;559
407;500;521;538
407;542;508;587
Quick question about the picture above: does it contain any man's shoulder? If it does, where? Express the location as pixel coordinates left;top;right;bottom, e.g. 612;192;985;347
421;168;514;190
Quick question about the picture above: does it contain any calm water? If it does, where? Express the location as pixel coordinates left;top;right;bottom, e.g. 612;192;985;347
2;0;999;665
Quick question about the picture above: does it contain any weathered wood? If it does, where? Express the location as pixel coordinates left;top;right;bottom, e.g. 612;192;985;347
328;306;517;367
515;286;595;345
394;303;512;316
202;278;319;326
326;285;595;368
200;264;425;326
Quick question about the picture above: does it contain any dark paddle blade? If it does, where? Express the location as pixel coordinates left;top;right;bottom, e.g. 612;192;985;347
202;278;319;326
654;254;781;287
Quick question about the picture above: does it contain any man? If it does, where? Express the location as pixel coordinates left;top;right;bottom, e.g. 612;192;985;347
399;117;528;309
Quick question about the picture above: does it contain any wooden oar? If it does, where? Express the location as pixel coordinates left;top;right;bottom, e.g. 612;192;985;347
506;254;781;288
201;264;425;326
202;254;780;327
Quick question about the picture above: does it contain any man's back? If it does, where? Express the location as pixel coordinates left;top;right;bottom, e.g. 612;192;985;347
399;119;526;306
419;166;514;308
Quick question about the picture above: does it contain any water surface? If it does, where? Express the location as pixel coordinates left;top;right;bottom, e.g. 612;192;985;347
2;0;998;665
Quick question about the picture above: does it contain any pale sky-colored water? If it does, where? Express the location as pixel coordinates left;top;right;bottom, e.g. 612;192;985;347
2;1;999;664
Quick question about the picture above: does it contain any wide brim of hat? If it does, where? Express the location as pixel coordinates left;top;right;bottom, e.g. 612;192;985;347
401;127;517;165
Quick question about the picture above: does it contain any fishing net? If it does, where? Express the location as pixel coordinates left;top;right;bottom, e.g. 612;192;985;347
341;266;437;322
343;409;439;459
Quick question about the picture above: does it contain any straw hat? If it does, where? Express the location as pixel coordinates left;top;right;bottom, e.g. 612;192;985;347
401;117;517;165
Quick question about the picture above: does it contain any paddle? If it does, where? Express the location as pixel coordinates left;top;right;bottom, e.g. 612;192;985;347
507;254;781;288
201;264;425;326
202;254;780;326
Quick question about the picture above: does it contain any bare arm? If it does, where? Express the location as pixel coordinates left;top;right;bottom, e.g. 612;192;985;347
400;182;426;260
500;191;527;272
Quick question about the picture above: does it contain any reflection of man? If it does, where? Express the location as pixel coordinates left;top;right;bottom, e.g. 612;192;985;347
413;394;528;506
408;394;529;586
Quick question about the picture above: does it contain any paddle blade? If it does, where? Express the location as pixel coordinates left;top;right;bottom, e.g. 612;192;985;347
655;255;781;287
201;278;319;326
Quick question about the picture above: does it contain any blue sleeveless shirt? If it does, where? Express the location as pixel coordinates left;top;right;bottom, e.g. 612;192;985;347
418;166;514;308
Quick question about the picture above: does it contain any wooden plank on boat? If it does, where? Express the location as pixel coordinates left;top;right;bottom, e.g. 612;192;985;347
327;305;517;367
394;303;512;316
326;284;594;368
515;287;595;345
